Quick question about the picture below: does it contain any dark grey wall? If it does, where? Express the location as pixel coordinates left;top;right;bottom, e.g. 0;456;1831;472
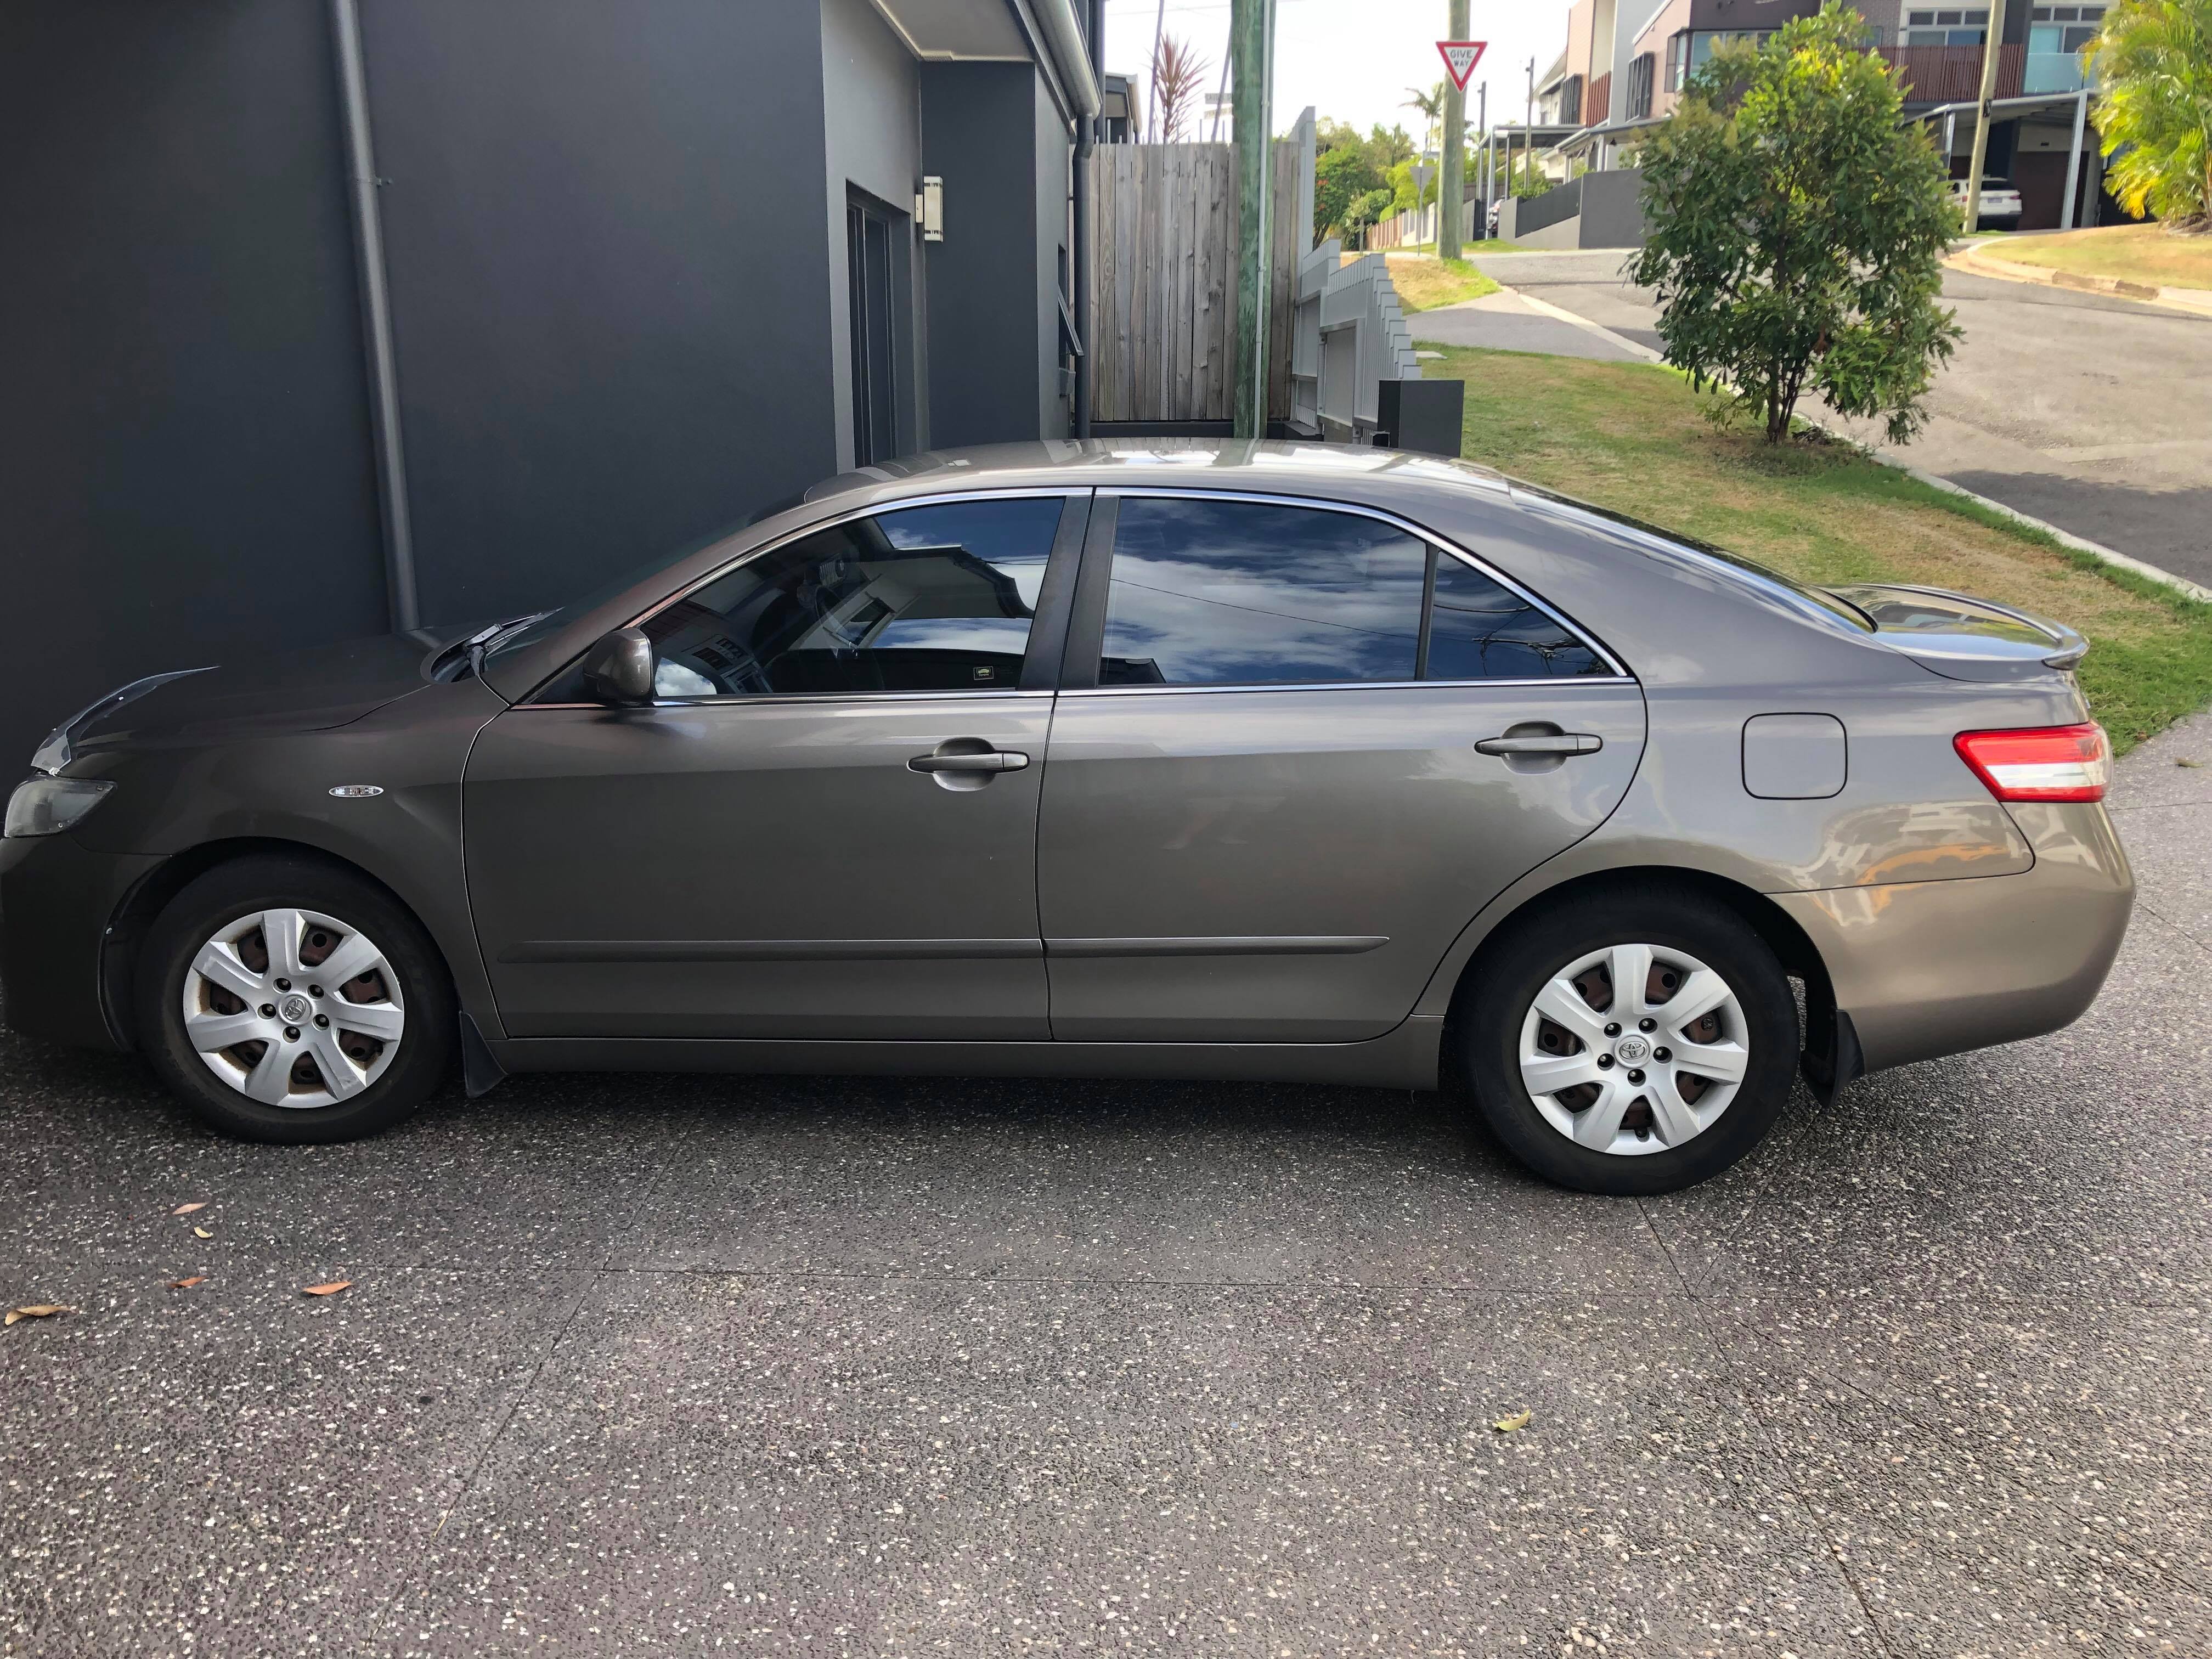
1030;70;1075;440
920;61;1051;449
0;1;390;767
822;0;928;466
360;0;838;624
2;2;1072;775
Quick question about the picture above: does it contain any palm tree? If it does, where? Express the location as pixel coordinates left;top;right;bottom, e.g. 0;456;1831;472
2087;0;2212;230
1402;81;1446;156
1401;82;1447;218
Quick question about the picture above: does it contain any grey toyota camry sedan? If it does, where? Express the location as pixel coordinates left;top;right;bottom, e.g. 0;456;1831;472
2;444;2132;1194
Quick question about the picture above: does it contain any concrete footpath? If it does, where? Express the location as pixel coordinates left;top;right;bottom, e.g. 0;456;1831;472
4;715;2210;1655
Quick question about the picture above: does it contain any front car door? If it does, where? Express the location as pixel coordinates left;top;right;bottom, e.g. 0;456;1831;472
1037;490;1646;1042
466;491;1086;1040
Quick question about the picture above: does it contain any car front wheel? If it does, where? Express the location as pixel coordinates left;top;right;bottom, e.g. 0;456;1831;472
137;855;455;1144
1462;889;1800;1195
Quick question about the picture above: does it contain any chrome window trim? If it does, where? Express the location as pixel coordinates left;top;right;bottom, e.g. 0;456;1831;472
521;689;1058;712
1097;486;1633;684
1057;677;1635;699
522;486;1092;708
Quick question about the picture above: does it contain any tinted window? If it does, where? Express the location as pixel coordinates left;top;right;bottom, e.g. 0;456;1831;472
644;498;1063;697
1099;499;1426;685
1424;554;1609;680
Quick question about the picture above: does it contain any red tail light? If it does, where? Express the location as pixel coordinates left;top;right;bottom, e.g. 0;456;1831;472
1953;723;2110;803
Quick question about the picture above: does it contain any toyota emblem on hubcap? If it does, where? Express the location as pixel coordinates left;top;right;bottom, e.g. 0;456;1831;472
1615;1034;1651;1065
279;994;313;1024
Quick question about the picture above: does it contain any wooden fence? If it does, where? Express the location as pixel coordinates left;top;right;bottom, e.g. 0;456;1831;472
1086;133;1310;425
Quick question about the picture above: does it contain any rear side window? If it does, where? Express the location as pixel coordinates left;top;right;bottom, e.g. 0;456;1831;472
1099;499;1426;685
1097;496;1609;686
644;497;1064;697
1425;552;1609;680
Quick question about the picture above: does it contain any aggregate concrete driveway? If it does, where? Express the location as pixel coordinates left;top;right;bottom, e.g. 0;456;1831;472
5;715;2211;1658
1420;248;2212;589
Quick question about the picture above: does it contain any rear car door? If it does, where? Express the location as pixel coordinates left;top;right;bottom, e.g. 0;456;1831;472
465;491;1085;1040
1037;491;1646;1042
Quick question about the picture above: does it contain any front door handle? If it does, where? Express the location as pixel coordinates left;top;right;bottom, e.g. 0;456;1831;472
1476;733;1603;757
908;748;1031;774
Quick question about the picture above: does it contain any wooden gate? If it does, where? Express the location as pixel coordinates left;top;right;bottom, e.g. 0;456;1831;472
1086;126;1311;426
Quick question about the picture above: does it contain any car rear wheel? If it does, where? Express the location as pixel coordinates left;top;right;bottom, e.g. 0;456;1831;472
1461;889;1799;1195
136;856;454;1143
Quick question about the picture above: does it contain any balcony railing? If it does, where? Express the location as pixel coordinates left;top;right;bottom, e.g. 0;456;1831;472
1876;43;2023;104
2023;50;2091;94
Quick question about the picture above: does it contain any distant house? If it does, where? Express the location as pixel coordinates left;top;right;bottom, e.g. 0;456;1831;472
1531;0;2117;232
0;0;1104;768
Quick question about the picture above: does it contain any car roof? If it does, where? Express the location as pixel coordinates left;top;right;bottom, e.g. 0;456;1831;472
795;439;1516;513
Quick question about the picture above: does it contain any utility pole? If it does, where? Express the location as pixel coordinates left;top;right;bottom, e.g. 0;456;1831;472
1961;5;2002;235
1523;56;1535;197
1475;80;1487;236
1231;0;1274;439
1438;0;1468;259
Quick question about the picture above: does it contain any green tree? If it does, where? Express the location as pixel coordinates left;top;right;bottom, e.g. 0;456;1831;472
1506;157;1556;198
1630;3;1961;444
1312;119;1417;241
1314;142;1384;241
1387;155;1438;213
1342;187;1397;242
2087;0;2212;229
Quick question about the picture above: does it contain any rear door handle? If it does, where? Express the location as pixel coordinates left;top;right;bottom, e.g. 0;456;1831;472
1475;733;1603;756
908;749;1030;774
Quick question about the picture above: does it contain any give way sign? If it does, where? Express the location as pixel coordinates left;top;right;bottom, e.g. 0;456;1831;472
1436;40;1486;90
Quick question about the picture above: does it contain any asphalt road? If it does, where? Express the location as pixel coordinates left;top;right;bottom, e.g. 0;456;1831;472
5;713;2211;1657
1417;249;2212;589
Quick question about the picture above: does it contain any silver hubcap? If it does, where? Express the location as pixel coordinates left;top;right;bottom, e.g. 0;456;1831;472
182;908;405;1107
1517;942;1750;1158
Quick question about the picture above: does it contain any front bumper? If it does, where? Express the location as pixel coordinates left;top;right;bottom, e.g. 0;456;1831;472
0;833;163;1051
1773;802;2134;1075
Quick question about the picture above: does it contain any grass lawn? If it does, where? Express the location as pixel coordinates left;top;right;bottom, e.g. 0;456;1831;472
1416;343;2212;752
1989;224;2212;292
1373;239;1521;257
1383;255;1500;313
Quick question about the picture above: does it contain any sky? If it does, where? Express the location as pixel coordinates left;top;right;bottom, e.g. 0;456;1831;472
1100;0;1579;148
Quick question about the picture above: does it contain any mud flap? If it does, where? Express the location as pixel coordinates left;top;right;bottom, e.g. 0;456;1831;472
459;1011;507;1098
1799;990;1864;1109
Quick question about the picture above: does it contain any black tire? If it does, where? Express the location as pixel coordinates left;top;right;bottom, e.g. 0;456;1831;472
136;854;455;1144
1460;887;1799;1197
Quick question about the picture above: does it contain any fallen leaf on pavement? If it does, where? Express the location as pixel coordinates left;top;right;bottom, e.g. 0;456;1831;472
193;1227;213;1239
2178;758;2205;769
5;1305;76;1326
168;1277;206;1290
302;1281;352;1297
1491;1409;1533;1433
172;1202;207;1215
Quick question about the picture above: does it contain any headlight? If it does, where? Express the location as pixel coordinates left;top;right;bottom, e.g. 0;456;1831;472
31;667;211;775
5;777;116;839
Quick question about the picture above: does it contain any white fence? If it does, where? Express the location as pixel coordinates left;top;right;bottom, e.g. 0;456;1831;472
1287;240;1420;442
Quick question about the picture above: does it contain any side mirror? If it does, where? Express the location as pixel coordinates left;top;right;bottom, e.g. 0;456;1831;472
580;626;655;705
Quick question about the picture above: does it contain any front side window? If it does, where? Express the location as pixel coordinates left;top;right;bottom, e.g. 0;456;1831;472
643;496;1064;698
1095;496;1611;687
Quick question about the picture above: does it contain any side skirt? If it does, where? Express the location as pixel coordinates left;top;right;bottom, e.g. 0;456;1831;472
484;1015;1444;1092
